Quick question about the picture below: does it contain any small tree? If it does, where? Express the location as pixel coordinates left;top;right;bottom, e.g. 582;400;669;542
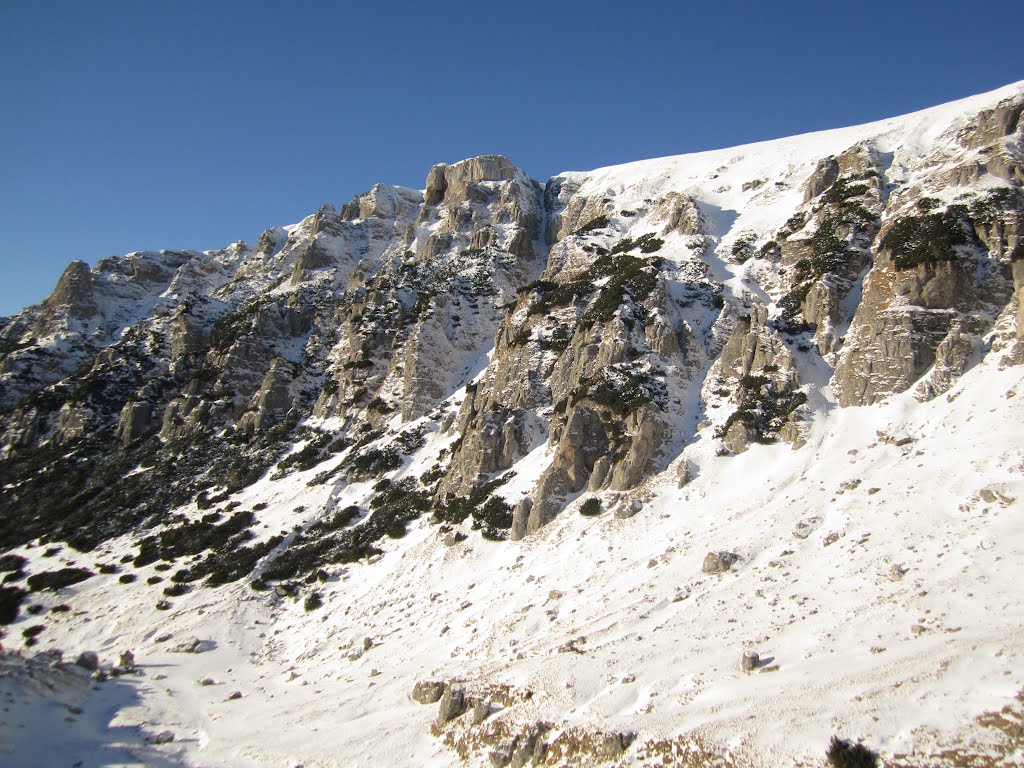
826;736;878;768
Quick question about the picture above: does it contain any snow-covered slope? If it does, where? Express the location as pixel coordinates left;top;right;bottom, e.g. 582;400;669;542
1;81;1023;767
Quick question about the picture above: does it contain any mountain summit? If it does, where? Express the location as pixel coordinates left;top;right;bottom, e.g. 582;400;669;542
1;82;1023;767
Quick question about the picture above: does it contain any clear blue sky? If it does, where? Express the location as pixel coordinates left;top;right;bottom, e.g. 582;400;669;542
1;0;1022;316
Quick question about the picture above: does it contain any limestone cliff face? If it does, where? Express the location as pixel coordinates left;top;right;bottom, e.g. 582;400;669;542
441;186;715;536
1;82;1023;553
831;95;1023;405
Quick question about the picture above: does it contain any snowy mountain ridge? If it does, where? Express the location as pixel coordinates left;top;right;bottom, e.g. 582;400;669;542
1;80;1023;767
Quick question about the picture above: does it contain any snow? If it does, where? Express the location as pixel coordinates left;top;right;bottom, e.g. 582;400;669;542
3;355;1021;767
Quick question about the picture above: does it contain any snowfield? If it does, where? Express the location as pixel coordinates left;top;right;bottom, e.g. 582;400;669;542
2;358;1022;767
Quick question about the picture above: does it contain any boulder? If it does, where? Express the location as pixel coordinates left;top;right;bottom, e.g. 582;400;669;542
614;499;643;519
793;516;822;539
436;685;467;725
702;551;738;574
74;651;99;671
741;650;760;671
471;702;491;724
411;680;446;704
595;732;631;757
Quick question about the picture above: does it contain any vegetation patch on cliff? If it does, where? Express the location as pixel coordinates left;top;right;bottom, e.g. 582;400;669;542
882;204;972;270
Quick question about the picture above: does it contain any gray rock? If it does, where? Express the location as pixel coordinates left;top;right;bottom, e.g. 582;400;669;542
74;651;99;671
471;702;491;724
411;680;446;704
443;531;467;547
489;747;512;767
793;516;822;539
508;730;541;768
171;637;210;654
595;732;630;757
803;157;840;202
741;650;760;671
154;730;175;745
510;498;533;541
702;551;738;574
614;499;643;520
436;685;467;725
116;401;153;445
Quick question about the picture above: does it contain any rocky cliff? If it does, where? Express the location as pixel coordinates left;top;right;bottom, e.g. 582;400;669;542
2;84;1024;559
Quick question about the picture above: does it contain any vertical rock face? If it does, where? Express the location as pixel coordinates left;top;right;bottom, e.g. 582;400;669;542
704;302;805;454
832;186;1021;405
1;84;1024;554
41;260;98;324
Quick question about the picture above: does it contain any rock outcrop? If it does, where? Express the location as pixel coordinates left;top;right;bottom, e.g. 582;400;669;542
1;83;1023;558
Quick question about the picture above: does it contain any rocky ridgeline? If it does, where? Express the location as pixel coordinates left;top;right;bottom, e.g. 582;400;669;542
0;88;1023;594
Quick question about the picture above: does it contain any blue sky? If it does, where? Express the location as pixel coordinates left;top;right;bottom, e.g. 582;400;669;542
1;0;1022;316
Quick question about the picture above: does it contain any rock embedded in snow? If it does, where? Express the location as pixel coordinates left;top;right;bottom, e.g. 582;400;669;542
411;680;446;704
793;516;822;539
742;650;760;671
171;637;210;654
702;551;739;574
154;730;175;745
471;701;491;724
614;499;644;520
595;732;632;757
436;685;467;724
73;651;99;671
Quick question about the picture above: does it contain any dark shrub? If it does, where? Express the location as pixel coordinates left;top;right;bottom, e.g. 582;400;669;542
881;205;971;270
0;586;27;624
304;592;323;612
26;568;94;592
580;498;602;517
575;214;609;235
0;554;27;574
826;736;878;768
